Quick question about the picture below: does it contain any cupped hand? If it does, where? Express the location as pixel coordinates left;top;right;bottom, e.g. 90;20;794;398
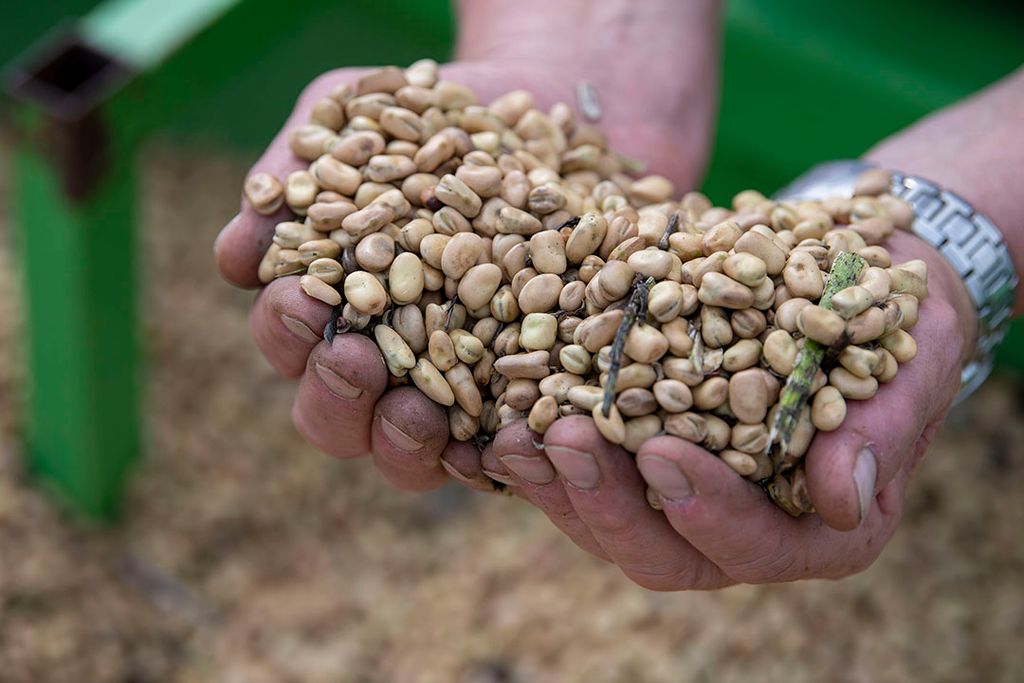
214;60;713;495
493;231;977;589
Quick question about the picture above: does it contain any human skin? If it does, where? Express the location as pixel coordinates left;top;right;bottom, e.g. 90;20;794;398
214;0;1022;587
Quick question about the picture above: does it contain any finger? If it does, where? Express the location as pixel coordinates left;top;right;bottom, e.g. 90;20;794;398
805;295;962;530
215;68;369;287
637;436;899;583
292;334;387;459
493;421;610;561
249;276;332;377
440;440;503;493
370;387;450;491
544;417;731;591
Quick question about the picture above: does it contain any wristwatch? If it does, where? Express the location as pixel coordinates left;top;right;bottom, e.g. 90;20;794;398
775;159;1018;403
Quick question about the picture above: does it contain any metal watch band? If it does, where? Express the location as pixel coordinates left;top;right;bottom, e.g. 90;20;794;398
775;160;1019;402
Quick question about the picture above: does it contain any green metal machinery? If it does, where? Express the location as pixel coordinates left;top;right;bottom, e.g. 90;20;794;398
2;0;1021;517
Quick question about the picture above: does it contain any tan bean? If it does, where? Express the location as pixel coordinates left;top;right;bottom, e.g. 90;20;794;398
797;306;846;346
880;329;918;363
624;324;669;363
730;423;769;454
505;379;541;411
289;124;337;161
304;257;343;285
392;304;427;354
703;414;732;451
528;395;559;434
308;201;358;232
520;313;558;351
646;281;682;322
605;363;658;392
703;220;742;254
446;363;483;417
257;244;281;283
830;285;874;319
698;272;755;309
538;373;585;404
559;345;593;375
454;263;501;311
700;305;733;348
783;251;825;299
473;349;497;387
310;155;362;195
530;230;567;275
591;403;626;444
850;216;894;245
496;206;544;235
661;319;694;357
428;329;457;371
727;368;768;424
829;367;879;400
244;172;284;215
517;273;563;313
653;379;693;413
664;412;707;443
720;450;758;477
558;280;586;312
439;232;483;279
667;232;704;262
354;232;395;272
344;271;388;315
341;202;396;236
854;168;892;196
365;154;416;183
873;348;899;383
284;170;319;215
721;339;761;372
273;221;318;249
627;249;674;280
299;274;341;306
273;248;305;277
723;252;767;288
574;309;625;352
763;329;798;375
616;388;658;417
330;131;386;166
845;306;887;344
809;385;847;431
734;230;787;275
567;385;604;411
692;376;729;411
410;358;455;406
494;350;551;379
623;415;663;454
422;262;444;291
374;324;417;376
836;345;878;379
448;405;480;442
387;252;424;304
888;266;928;299
858;266;892;302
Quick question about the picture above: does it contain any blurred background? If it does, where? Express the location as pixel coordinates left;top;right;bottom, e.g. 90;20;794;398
1;1;1022;681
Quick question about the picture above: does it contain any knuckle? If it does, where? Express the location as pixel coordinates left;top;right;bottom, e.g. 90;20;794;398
623;562;714;592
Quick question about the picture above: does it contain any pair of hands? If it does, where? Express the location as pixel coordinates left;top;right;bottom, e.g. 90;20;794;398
214;60;976;589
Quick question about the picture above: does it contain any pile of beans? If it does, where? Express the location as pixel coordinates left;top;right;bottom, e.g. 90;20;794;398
241;62;927;515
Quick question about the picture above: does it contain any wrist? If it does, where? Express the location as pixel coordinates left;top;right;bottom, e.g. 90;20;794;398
453;0;722;189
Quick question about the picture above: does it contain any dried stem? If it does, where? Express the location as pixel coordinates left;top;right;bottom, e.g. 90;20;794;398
601;276;654;417
769;251;867;457
657;212;680;251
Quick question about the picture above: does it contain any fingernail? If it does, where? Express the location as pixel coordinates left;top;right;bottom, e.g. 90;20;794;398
280;314;321;343
853;447;878;525
636;455;694;502
482;468;516;486
546;446;599;489
314;362;363;400
499;453;556;485
440;458;475;484
380;416;422;452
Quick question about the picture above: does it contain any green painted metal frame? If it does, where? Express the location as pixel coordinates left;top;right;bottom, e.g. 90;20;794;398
5;0;455;519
